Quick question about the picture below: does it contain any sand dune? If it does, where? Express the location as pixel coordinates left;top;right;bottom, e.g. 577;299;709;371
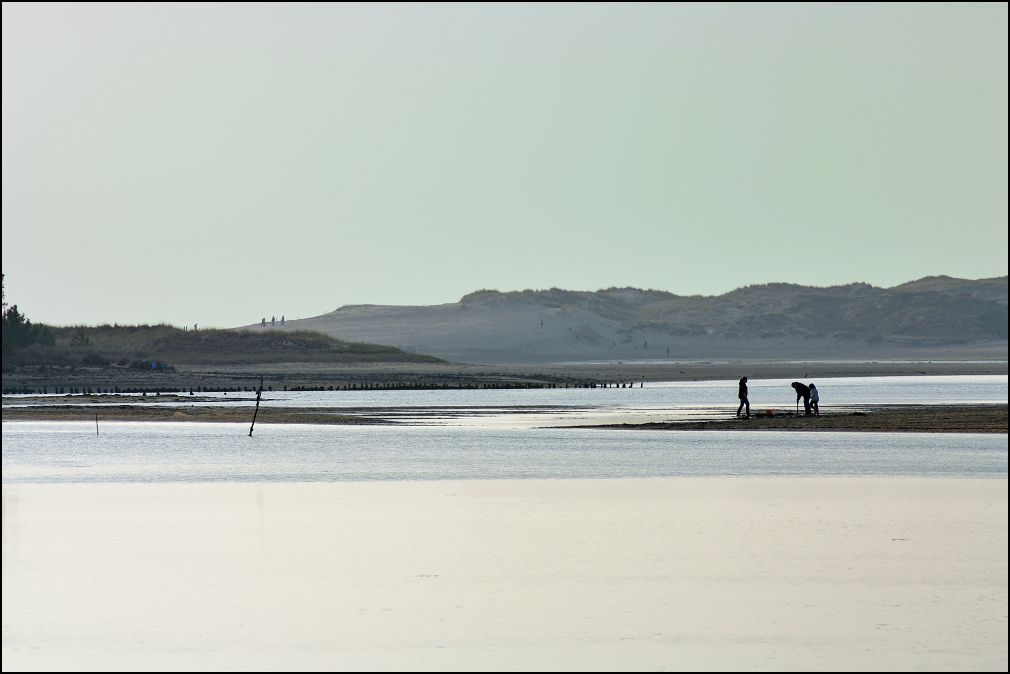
249;279;1009;364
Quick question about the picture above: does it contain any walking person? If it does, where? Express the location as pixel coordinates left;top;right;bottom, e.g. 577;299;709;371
809;383;820;416
791;382;812;415
737;376;751;419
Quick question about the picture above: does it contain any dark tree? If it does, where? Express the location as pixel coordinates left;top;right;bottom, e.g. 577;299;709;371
2;300;54;358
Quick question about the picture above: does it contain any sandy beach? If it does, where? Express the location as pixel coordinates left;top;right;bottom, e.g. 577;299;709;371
2;478;1006;671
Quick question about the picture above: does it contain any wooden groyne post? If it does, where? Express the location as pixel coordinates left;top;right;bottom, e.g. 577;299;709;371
249;377;263;437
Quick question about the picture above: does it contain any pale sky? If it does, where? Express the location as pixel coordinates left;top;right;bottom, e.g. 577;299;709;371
2;3;1007;327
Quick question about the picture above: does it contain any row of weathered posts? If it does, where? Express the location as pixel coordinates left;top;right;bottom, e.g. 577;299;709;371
3;381;644;395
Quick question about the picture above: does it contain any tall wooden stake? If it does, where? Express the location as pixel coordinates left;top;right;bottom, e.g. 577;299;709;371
95;412;99;436
249;377;263;437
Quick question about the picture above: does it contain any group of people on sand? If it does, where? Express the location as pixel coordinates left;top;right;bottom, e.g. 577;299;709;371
736;377;819;419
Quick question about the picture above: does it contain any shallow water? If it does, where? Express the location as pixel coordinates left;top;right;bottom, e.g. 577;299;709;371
3;376;1007;671
4;376;1006;482
5;374;1007;427
5;374;1007;408
2;421;1006;483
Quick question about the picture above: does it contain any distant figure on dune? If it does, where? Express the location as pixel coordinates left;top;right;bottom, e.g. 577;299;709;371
809;383;820;416
791;382;811;415
737;377;750;419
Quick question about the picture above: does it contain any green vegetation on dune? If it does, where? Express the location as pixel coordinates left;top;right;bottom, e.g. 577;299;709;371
3;324;442;372
2;275;439;372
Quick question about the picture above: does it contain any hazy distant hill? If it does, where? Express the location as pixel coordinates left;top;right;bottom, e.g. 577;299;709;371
891;275;1008;305
249;276;1008;364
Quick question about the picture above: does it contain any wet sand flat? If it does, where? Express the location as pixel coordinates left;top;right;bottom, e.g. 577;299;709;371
585;403;1009;433
3;402;1006;432
1;404;392;425
2;478;1007;671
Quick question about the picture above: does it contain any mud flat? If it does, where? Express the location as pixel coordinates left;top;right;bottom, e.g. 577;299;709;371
3;402;1006;432
581;403;1009;434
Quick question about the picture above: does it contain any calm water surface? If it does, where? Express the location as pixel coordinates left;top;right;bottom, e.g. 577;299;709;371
2;422;1006;482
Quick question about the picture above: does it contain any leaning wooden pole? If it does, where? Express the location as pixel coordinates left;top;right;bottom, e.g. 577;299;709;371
249;377;263;437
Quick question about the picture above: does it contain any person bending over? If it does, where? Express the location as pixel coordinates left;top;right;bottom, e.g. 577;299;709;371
791;382;812;415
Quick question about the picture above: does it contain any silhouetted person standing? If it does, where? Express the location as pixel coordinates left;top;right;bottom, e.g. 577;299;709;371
791;382;811;415
737;377;750;418
809;383;820;416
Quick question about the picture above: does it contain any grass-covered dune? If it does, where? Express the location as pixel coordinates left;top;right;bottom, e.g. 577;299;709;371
5;324;442;371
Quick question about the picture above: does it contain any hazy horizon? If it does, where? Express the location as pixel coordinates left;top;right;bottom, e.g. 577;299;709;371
3;3;1007;327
